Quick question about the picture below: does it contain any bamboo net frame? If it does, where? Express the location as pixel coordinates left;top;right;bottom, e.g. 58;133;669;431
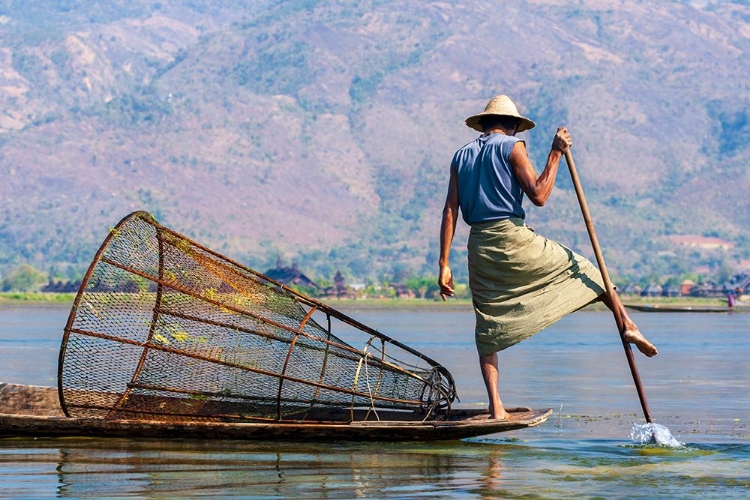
58;211;456;423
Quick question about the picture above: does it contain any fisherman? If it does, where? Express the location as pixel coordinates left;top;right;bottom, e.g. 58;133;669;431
438;95;658;420
728;290;736;309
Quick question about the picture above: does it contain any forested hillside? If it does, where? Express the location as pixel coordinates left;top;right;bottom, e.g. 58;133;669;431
0;0;748;285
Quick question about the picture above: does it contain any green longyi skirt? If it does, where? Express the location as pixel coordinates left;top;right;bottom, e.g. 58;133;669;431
468;218;606;356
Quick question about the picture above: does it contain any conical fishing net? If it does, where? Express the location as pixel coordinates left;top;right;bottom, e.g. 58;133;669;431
58;211;456;423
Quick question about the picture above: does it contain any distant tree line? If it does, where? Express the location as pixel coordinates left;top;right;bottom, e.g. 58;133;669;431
5;262;748;303
1;265;49;292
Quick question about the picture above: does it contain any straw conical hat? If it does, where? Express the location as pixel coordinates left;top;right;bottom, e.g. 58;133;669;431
465;95;535;133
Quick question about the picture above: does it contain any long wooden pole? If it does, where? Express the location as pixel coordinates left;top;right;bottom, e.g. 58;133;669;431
564;150;653;423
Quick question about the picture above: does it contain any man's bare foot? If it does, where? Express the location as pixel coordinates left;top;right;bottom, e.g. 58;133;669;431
489;407;510;420
622;327;658;357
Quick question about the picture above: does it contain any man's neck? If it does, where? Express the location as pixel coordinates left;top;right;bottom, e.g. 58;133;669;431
483;126;515;136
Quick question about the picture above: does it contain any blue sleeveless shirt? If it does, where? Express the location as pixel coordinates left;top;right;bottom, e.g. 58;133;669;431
451;133;525;225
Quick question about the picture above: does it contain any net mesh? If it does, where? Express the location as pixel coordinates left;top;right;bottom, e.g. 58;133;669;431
58;211;456;423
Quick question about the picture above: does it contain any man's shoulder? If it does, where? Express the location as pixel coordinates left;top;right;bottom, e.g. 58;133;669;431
452;135;522;165
451;138;481;165
455;137;481;153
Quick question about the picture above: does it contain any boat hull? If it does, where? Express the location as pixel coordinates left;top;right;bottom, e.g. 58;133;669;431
625;304;742;313
0;383;551;441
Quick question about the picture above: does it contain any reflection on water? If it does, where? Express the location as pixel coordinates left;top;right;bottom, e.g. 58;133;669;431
1;303;750;498
1;437;748;498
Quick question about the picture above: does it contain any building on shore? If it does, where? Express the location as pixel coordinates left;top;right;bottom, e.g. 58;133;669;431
264;258;320;294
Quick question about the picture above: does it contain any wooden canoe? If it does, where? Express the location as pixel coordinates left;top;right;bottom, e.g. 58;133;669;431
0;383;552;441
625;304;742;313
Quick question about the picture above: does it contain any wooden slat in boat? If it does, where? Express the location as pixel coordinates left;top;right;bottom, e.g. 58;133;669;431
0;383;551;441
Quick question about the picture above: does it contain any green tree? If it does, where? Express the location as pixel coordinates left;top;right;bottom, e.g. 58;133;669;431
404;276;439;299
1;264;47;292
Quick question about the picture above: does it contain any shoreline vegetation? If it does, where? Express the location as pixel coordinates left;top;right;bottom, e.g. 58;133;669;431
0;292;78;303
0;292;740;310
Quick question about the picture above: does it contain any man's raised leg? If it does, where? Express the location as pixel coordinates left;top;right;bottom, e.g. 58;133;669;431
600;291;658;357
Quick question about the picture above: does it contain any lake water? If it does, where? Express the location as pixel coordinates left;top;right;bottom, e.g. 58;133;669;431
1;302;749;498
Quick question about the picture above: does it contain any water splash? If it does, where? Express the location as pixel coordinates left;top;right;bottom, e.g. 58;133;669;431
630;422;684;448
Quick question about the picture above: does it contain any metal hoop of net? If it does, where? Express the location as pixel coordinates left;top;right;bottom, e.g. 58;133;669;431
58;211;456;423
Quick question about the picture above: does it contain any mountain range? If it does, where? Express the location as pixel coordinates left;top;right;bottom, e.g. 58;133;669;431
0;0;748;285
